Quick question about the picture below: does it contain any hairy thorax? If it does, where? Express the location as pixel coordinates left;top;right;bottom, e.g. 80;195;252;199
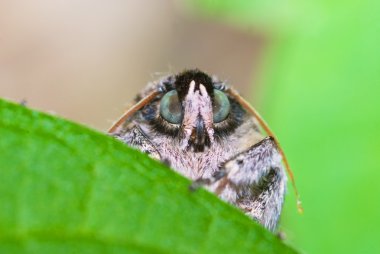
138;117;263;180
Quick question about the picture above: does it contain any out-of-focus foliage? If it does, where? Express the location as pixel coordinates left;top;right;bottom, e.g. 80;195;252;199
0;99;297;254
188;1;380;254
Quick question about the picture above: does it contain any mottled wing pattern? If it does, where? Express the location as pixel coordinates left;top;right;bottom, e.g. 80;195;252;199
115;125;161;160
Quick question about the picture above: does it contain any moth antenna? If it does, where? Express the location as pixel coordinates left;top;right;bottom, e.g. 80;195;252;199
227;88;303;214
108;91;160;134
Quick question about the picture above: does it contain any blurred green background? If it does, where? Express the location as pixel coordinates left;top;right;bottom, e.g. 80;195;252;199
188;1;380;253
1;1;379;253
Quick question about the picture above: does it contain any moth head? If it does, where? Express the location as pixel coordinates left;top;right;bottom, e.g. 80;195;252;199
108;70;244;152
158;70;234;152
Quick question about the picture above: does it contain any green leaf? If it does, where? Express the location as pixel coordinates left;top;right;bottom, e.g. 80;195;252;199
0;99;296;254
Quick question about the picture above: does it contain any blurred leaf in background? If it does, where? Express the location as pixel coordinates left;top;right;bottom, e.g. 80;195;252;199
187;0;380;253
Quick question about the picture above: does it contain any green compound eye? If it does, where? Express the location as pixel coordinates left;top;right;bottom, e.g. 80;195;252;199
213;89;230;123
160;90;183;124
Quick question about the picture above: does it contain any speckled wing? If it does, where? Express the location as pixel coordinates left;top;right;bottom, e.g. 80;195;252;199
114;125;161;160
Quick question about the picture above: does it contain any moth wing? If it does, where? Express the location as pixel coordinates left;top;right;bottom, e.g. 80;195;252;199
227;88;302;213
114;125;161;160
108;91;160;134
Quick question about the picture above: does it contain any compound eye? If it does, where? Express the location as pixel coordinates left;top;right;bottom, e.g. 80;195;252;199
160;90;183;124
213;89;230;123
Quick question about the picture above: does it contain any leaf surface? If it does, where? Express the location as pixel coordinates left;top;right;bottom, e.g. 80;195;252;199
0;99;296;254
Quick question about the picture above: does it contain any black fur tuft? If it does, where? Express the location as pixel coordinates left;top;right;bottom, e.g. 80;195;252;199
175;69;214;102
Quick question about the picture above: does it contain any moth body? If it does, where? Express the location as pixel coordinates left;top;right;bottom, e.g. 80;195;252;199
110;69;288;231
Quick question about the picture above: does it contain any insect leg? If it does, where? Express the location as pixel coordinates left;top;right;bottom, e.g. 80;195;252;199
211;137;286;231
113;125;161;160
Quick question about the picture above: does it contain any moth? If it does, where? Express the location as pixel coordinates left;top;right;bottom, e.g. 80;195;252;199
108;69;301;231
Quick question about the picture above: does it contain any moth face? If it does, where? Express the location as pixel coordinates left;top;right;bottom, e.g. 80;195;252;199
144;70;244;152
160;80;232;151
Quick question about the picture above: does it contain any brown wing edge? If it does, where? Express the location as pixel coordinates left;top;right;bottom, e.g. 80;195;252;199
227;88;303;214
